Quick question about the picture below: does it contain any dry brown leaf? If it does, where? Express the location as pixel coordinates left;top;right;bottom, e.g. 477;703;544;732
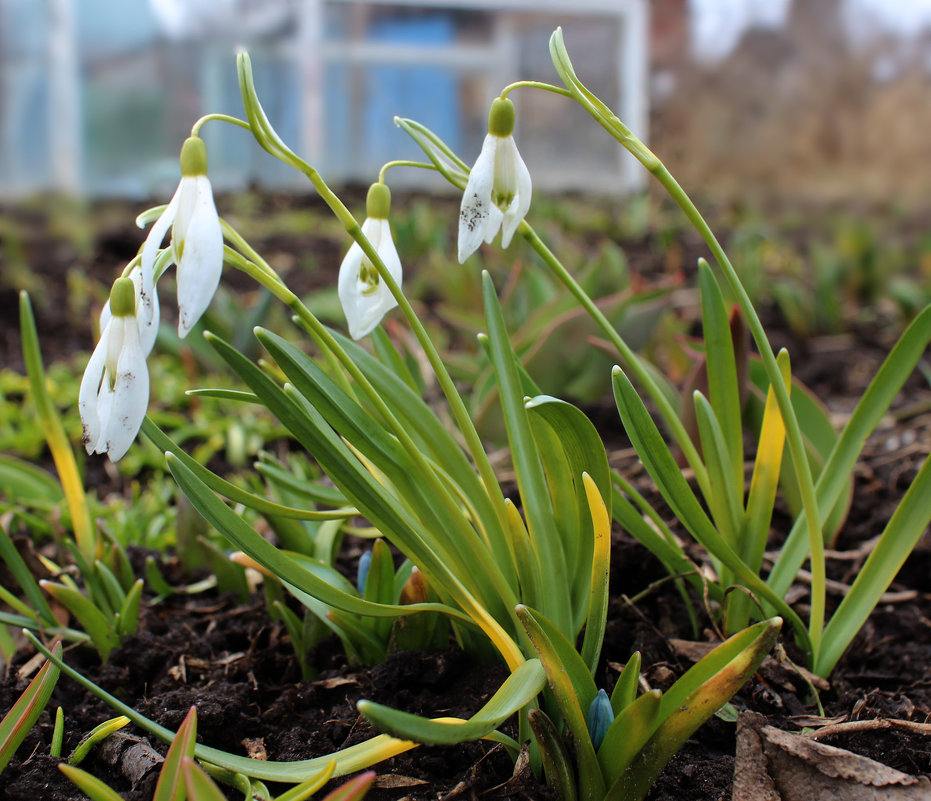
374;775;428;788
734;711;931;800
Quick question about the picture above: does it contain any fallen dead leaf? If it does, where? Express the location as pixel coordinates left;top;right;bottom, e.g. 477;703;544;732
734;711;931;800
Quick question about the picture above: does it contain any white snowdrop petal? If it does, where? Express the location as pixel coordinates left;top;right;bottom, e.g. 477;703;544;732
458;135;499;263
176;177;223;338
78;330;109;454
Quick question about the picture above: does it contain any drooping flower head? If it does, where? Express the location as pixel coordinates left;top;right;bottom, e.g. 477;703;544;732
141;135;223;338
338;182;403;340
79;277;150;462
458;97;532;263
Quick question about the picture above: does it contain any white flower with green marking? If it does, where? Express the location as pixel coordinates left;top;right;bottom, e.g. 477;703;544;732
141;135;223;338
79;277;150;462
458;97;531;263
338;183;402;340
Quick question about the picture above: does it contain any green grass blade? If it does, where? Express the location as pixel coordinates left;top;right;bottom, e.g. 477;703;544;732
165;453;467;624
0;455;63;504
272;761;336;801
69;716;130;766
610;652;642;715
0;642;61;773
117;579;144;639
815;451;931;676
358;658;545;745
692;391;743;548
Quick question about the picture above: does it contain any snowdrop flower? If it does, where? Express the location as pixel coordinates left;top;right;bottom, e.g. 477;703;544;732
79;277;150;462
141;135;223;338
458;97;531;263
338;183;402;340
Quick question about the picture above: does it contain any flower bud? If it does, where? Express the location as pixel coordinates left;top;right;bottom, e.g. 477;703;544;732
586;688;614;750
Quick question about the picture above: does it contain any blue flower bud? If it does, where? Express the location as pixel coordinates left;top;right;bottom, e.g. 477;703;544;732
587;688;614;750
357;550;372;594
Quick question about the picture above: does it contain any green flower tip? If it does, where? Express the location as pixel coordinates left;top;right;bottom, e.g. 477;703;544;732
366;182;391;219
487;97;515;137
180;136;208;177
109;277;136;317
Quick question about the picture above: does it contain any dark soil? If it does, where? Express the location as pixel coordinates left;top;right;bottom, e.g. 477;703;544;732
2;195;931;799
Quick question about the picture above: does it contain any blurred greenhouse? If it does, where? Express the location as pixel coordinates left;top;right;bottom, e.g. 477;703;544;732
0;0;648;198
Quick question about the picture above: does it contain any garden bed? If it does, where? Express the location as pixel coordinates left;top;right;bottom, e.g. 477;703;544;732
1;193;930;800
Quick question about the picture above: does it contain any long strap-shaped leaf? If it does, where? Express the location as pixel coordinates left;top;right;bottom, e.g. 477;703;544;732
0;642;61;773
331;328;513;576
768;302;931;597
613;366;811;654
357;658;546;744
256;328;516;615
200;331;511;633
141;418;355;521
484;273;571;635
516;605;606;801
815;450;931;676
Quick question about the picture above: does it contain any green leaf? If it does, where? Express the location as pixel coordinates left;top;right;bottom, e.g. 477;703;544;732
516;605;606;801
357;658;546;744
0;643;61;773
69;716;130;766
0;455;63;505
610;652;642;714
692;391;742;549
165;454;470;626
483;272;570;634
40;581;119;662
698;260;744;492
117;580;144;639
58;764;125;801
612;367;810;651
141;418;354;521
0;522;57;627
597;689;662;785
767;303;931;598
527;708;578;801
610;618;782;801
154;706;198;801
181;757;231;801
816;451;931;676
